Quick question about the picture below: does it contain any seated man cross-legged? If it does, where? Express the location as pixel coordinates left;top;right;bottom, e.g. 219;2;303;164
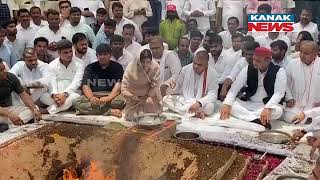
163;50;218;119
0;58;41;130
220;47;286;128
73;44;125;117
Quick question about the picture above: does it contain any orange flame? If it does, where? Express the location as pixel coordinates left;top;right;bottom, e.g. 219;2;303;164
63;168;79;180
63;161;116;180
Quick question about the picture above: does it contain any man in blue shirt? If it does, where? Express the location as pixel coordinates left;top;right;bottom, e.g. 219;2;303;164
93;19;116;50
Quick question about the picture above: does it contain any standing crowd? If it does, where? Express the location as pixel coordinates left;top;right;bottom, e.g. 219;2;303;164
1;0;320;173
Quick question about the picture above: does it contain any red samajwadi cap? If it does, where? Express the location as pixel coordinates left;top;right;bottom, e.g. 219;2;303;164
167;4;177;11
254;47;272;59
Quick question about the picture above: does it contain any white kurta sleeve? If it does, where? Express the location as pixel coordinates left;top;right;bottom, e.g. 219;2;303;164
223;66;248;106
304;116;320;132
265;68;287;108
9;62;23;83
170;67;186;95
164;53;182;85
49;62;58;95
123;2;135;19
133;22;143;43
198;69;218;106
37;63;50;86
86;26;96;45
304;107;320;119
285;64;294;100
146;2;153;17
219;56;236;84
203;0;215;17
64;63;85;95
183;1;192;17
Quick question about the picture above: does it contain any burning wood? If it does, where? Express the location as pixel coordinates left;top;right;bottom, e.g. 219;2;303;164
62;161;116;180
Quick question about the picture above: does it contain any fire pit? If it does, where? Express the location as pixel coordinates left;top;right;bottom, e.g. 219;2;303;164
0;122;284;179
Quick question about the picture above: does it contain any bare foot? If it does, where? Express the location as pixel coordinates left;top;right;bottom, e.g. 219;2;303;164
110;109;122;118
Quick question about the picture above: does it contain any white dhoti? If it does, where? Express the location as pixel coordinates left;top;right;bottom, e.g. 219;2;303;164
42;93;81;115
230;99;283;122
163;95;215;116
0;106;33;124
12;88;51;106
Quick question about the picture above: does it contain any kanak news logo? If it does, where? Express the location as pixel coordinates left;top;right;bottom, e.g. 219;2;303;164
248;14;294;32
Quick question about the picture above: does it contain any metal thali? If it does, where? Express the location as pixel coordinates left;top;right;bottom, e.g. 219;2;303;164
133;113;167;130
259;130;292;144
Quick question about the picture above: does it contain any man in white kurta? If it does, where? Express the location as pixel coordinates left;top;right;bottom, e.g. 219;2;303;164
110;35;135;70
72;33;97;67
224;33;243;60
10;48;50;105
123;0;153;31
216;0;245;30
164;50;218;118
220;47;287;128
45;39;84;114
220;40;260;101
218;17;243;49
270;40;291;69
283;41;320;125
123;24;142;57
63;7;96;47
16;9;40;47
287;8;319;46
149;36;182;86
256;32;291;50
184;0;216;35
34;9;70;58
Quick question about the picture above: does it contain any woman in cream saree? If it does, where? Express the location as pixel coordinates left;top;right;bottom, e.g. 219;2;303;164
121;49;162;120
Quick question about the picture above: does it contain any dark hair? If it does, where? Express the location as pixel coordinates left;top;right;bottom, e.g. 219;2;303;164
205;29;215;36
0;58;3;64
104;18;117;27
0;27;5;34
140;49;152;60
110;34;124;44
34;37;49;46
187;19;197;25
141;21;150;29
112;2;123;10
228;17;239;25
301;7;313;15
298;31;314;41
47;9;60;17
145;28;159;36
123;23;135;32
72;33;87;44
2;20;16;29
242;35;255;42
17;8;30;17
178;37;190;45
70;7;81;14
257;4;272;13
231;33;244;40
209;33;223;44
59;0;71;8
96;44;112;54
190;30;204;39
57;39;73;51
30;6;41;13
270;40;288;52
242;41;260;51
96;8;107;15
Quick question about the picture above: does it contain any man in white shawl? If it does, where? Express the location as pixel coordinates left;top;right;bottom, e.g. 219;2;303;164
149;36;182;86
163;50;218;119
284;41;320;126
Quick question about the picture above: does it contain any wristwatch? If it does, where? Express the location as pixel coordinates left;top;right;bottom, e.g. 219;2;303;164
301;129;307;134
64;92;69;98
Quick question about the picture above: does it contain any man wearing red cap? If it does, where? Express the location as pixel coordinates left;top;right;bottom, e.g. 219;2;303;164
220;47;287;129
159;4;186;50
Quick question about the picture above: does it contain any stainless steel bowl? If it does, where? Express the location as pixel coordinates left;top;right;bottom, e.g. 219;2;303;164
276;175;308;180
174;132;200;141
259;130;291;144
133;113;167;130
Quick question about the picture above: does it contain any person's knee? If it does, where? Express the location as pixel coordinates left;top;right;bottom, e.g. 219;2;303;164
111;99;126;109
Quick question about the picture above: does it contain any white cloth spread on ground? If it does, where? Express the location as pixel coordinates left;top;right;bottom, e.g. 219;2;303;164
164;64;218;115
